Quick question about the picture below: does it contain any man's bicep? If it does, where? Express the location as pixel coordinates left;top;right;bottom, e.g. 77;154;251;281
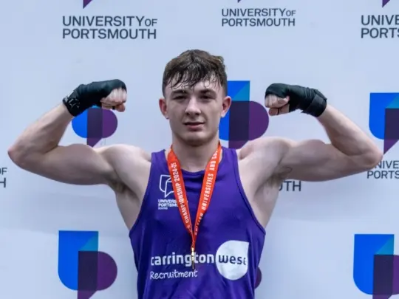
29;144;118;185
277;139;361;181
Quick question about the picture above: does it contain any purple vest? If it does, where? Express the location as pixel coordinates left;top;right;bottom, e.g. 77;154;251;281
129;147;266;299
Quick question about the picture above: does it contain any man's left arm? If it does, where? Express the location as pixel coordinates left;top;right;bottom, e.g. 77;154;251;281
263;84;383;181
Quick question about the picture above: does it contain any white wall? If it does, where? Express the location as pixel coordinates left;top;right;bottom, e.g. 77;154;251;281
1;0;399;298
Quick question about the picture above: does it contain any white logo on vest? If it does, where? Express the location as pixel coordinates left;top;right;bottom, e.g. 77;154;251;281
159;174;174;198
157;175;177;210
216;240;249;280
148;240;250;281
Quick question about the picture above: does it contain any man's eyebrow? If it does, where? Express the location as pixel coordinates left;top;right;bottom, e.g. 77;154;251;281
170;88;217;96
199;88;217;94
170;89;188;95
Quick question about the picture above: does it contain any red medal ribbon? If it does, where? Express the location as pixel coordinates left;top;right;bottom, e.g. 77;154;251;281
167;143;222;269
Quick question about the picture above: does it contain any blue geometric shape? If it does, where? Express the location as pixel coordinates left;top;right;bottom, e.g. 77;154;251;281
228;81;250;101
220;81;251;140
353;234;395;294
369;93;399;140
58;231;99;290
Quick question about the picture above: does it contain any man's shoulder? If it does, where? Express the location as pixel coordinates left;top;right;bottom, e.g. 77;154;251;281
237;137;290;161
95;144;152;163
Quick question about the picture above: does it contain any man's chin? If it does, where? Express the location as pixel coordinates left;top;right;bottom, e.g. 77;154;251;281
181;133;212;147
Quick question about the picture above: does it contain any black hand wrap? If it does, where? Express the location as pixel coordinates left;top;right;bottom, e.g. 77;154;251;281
62;79;127;116
265;83;327;117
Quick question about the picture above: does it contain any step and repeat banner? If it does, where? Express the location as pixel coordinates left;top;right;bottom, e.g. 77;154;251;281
1;0;399;298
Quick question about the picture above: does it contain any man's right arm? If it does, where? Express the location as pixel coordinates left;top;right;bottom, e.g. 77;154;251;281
8;79;129;187
8;104;120;186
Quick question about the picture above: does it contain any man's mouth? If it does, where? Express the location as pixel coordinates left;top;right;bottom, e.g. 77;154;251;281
184;122;204;125
184;122;204;129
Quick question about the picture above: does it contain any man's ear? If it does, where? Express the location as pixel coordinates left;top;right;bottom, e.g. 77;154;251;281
221;96;232;117
159;98;169;119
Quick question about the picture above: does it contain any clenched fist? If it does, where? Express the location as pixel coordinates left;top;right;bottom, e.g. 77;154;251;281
63;79;127;116
264;94;290;116
265;83;327;117
100;87;127;112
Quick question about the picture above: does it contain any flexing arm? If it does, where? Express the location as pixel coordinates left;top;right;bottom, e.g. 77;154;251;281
8;80;129;186
274;105;382;181
242;83;382;182
8;104;118;185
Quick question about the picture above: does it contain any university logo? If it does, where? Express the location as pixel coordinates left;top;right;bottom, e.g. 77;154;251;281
353;234;399;298
72;106;118;147
219;81;269;149
158;175;177;210
369;93;399;154
58;230;117;299
159;175;173;198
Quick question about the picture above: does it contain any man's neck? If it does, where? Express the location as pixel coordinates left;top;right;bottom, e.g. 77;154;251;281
169;137;220;172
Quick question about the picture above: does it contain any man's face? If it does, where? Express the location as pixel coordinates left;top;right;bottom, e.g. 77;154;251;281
159;80;231;146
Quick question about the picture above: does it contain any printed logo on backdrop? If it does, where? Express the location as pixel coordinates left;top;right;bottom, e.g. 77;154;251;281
62;0;158;40
219;80;302;192
0;167;7;189
83;0;94;8
353;234;399;298
58;230;117;299
150;240;262;288
368;93;399;179
219;81;269;149
72;106;118;147
221;1;296;28
361;0;399;39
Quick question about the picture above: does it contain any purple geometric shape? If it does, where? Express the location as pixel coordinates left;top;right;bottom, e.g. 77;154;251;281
227;101;269;149
97;251;118;291
382;0;390;7
383;108;399;153
83;0;93;8
87;108;103;147
86;108;118;147
394;256;399;293
228;101;250;149
77;251;117;299
384;140;397;154
255;267;262;289
249;101;269;140
371;255;399;299
102;110;118;138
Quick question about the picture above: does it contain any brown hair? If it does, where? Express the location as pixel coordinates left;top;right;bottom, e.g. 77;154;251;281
162;49;228;96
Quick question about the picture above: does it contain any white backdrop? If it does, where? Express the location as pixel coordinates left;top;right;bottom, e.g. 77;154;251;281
1;0;399;298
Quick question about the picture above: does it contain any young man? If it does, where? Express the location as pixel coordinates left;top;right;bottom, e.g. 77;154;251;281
8;50;382;299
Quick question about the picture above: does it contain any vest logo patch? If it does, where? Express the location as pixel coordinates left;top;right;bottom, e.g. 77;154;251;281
159;174;174;198
215;240;249;280
158;175;177;210
158;199;177;210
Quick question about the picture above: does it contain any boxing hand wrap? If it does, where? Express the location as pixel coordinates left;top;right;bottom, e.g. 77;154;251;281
265;83;327;117
62;79;127;116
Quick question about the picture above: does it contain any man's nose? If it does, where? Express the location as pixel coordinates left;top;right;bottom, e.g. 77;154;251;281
185;97;201;116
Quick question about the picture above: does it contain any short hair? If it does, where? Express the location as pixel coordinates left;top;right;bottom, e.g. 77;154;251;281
162;49;228;96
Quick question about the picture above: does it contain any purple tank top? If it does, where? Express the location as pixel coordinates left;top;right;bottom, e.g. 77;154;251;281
129;147;266;299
